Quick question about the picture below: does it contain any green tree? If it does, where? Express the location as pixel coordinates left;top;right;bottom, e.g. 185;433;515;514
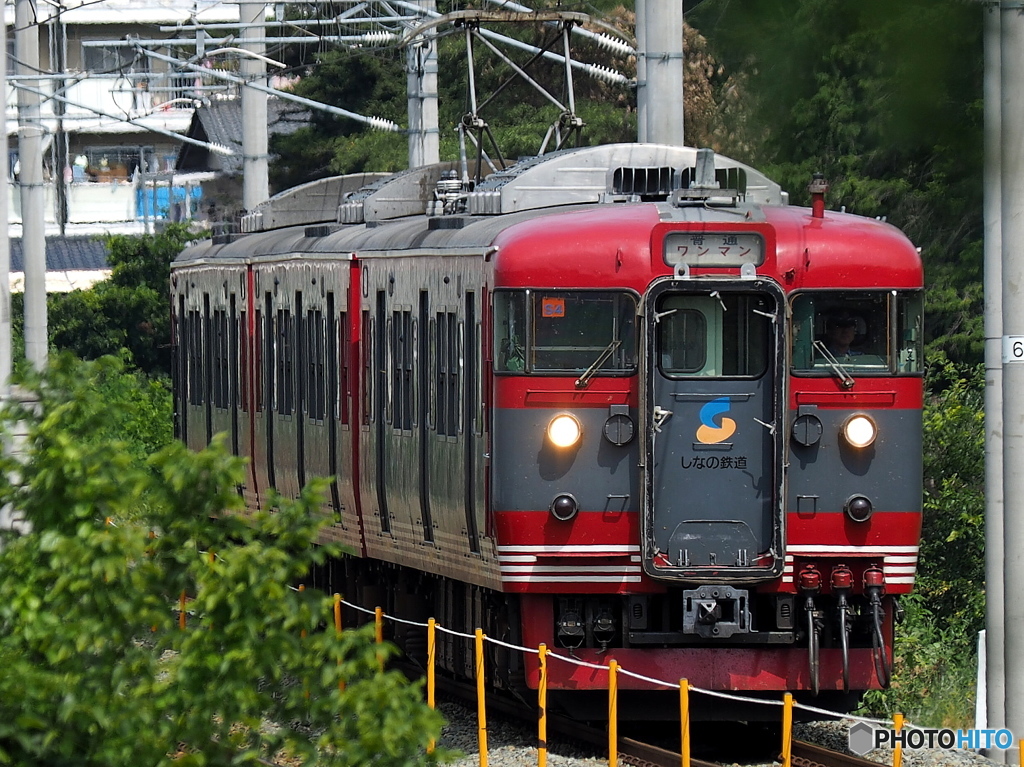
0;354;446;766
689;0;985;363
14;224;202;377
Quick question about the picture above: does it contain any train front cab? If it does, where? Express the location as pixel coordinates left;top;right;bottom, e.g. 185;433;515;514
503;214;922;718
783;287;924;696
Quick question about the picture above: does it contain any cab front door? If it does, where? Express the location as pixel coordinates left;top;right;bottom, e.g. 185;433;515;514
641;278;785;582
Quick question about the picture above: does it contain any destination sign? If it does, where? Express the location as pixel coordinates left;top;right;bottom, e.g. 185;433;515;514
663;232;764;268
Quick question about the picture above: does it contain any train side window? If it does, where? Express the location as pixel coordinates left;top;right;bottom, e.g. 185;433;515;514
435;311;459;437
385;315;395;426
362;312;372;426
410;316;419;429
203;296;212;407
213;309;229;409
494;291;526;371
896;291;924;373
336;309;349;426
240;311;248;412
390;310;413;431
304;308;326;421
188;309;203;406
427;316;437;430
277;308;294;416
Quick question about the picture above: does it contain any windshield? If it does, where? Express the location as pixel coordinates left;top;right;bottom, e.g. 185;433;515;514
494;290;637;375
791;290;923;375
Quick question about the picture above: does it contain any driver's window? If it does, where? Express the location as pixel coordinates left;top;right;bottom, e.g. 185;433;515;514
791;291;920;374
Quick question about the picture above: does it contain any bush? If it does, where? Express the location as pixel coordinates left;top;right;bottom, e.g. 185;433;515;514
0;355;447;766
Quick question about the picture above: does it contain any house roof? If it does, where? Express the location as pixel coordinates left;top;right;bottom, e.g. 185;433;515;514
176;98;311;175
10;237;110;273
6;237;112;292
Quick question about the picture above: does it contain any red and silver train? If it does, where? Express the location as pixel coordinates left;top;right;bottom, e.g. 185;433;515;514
172;144;922;718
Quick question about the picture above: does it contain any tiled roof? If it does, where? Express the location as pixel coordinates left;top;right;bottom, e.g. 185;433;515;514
176;98;311;175
9;237;110;273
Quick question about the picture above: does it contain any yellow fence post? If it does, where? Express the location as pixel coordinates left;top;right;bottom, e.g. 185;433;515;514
375;606;385;670
893;713;904;767
608;660;618;767
538;644;548;767
334;594;345;693
476;628;488;767
781;693;793;767
679;679;690;767
179;590;187;630
428;618;437;755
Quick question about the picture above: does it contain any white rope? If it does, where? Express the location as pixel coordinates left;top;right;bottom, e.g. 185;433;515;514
329;594;895;724
616;666;681;689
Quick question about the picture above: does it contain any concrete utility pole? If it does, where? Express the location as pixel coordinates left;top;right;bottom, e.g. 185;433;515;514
239;0;269;211
0;13;11;395
1000;2;1024;763
634;0;684;146
16;0;47;371
407;0;439;167
983;1;1006;756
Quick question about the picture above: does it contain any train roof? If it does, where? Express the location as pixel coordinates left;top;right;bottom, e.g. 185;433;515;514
175;143;921;288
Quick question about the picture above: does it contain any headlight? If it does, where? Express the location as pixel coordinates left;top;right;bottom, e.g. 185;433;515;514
547;414;582;448
842;414;877;448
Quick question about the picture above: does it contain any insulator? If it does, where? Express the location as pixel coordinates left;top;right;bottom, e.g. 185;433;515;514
591;32;634;57
584;63;630;86
360;31;396;45
366;116;401;133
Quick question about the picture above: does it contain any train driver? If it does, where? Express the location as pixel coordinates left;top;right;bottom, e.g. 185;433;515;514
822;312;863;358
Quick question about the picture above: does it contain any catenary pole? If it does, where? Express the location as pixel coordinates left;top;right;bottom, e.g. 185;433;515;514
1000;2;1024;764
239;0;269;211
407;0;439;167
984;1;1006;757
16;0;47;371
0;11;11;394
635;0;683;146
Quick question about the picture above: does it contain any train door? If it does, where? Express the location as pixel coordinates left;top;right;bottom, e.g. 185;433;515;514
641;278;785;582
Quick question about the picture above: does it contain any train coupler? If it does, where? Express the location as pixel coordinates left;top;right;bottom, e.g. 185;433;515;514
681;586;750;639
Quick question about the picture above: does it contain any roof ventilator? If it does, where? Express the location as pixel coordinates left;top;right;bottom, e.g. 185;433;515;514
337;198;366;225
671;147;742;208
607;166;675;200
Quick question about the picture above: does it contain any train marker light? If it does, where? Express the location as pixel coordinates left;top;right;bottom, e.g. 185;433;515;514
550;493;580;521
842;414;877;448
547;414;582;448
845;495;874;523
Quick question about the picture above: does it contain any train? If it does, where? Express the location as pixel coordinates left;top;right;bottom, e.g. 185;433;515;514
171;143;923;719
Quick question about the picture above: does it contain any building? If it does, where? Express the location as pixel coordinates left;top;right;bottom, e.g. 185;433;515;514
10;235;110;291
4;0;244;235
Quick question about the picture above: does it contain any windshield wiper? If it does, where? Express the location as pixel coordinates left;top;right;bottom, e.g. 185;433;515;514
812;340;855;389
575;339;622;389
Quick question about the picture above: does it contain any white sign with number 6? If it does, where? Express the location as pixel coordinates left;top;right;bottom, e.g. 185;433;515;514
1003;335;1024;363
